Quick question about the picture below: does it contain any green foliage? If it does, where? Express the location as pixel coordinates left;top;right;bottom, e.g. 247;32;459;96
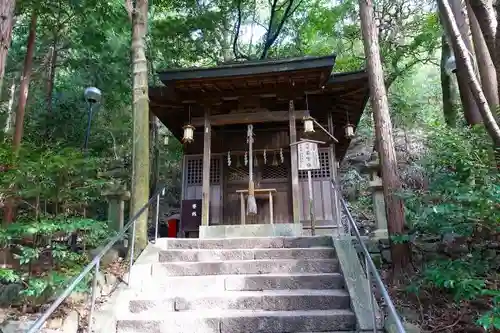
0;143;113;305
404;125;500;330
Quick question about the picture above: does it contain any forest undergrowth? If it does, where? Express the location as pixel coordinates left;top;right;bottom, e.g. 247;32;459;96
356;125;500;332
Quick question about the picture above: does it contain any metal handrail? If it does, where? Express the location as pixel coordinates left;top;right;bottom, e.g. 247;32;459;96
27;186;166;333
331;180;406;333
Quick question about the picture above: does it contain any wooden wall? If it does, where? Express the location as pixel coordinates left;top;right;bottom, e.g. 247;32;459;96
181;132;338;227
183;155;223;224
298;148;335;224
222;151;292;225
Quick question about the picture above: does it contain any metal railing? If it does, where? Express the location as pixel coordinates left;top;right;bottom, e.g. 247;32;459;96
27;186;167;333
331;180;406;333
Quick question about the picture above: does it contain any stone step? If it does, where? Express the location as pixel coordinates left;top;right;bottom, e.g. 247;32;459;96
128;289;351;313
154;235;333;250
116;309;356;333
131;273;345;293
152;259;339;277
159;248;336;262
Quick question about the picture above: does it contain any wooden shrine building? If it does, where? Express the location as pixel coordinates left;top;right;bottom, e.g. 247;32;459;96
150;55;370;238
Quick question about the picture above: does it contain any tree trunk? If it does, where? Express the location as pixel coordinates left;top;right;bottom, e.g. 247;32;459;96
440;0;500;145
0;0;15;95
440;0;483;125
358;0;411;272
149;111;159;196
13;11;37;151
129;0;150;253
468;0;496;58
466;0;498;110
495;1;500;105
440;35;459;127
4;78;15;136
45;41;57;113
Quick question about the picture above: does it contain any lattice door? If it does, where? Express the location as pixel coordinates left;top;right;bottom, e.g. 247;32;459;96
185;156;221;186
299;149;330;180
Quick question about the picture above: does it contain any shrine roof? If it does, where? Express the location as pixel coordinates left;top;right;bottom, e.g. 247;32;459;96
150;55;370;160
157;55;336;87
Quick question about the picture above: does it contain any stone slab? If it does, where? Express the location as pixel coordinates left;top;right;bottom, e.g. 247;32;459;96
153;235;333;250
158;248;335;262
199;223;303;238
128;290;351;313
224;273;344;291
152;259;339;276
333;238;384;331
116;310;355;333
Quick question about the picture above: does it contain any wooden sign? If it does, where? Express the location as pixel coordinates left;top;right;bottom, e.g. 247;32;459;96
181;199;202;231
297;141;320;171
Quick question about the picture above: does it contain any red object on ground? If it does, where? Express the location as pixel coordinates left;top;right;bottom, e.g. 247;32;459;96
167;219;177;238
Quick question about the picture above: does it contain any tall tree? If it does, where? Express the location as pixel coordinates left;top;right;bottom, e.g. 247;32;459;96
466;0;498;110
358;0;411;272
13;10;37;150
126;0;150;252
440;35;458;127
0;0;15;95
496;1;500;102
440;0;483;125
440;0;500;145
467;0;496;58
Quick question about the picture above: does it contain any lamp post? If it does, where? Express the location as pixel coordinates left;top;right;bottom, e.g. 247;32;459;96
83;87;102;152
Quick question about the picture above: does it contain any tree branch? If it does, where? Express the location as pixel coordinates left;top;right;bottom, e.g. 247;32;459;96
260;0;303;59
125;0;133;21
233;0;250;60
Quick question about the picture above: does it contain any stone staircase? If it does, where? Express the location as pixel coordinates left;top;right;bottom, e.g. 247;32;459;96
115;235;358;333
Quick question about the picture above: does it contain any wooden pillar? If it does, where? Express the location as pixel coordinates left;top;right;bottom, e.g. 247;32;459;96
289;100;301;224
201;109;211;226
328;111;341;234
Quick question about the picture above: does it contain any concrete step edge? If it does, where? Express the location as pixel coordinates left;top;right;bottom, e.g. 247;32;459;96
158;247;336;262
124;288;350;299
157;258;339;265
159;247;334;251
117;309;355;320
153;235;334;249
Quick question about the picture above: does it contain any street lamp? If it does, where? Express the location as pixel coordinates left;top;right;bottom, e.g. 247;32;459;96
83;87;102;152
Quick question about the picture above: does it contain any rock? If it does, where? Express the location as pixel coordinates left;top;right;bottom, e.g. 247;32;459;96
403;322;422;333
104;273;117;286
46;317;63;329
400;306;420;323
62;310;79;333
96;271;106;288
0;308;10;324
0;284;22;307
1;319;36;333
381;248;392;264
87;246;120;267
68;291;87;304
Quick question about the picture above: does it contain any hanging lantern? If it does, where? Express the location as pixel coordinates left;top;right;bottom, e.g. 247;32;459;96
263;149;267;164
303;115;315;134
182;124;195;143
345;124;355;139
